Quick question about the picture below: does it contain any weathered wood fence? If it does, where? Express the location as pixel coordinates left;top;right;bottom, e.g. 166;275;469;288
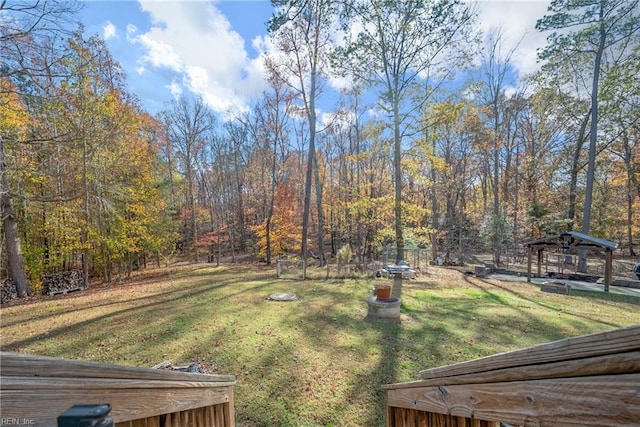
0;352;236;427
384;325;640;426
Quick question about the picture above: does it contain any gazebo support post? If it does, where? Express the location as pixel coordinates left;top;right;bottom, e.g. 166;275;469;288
527;247;533;283
537;249;543;278
604;249;612;292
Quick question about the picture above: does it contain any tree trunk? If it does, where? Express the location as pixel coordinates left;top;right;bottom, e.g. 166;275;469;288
430;131;439;262
314;152;325;266
232;147;246;251
216;212;222;267
354;98;363;262
565;110;590;265
81;131;90;288
623;132;636;256
513;142;520;246
265;147;277;265
393;96;404;263
567;110;591;232
300;34;319;277
0;137;30;297
300;132;314;275
578;12;606;273
188;162;198;263
492;143;501;266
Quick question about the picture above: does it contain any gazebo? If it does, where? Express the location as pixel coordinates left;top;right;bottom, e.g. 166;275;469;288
524;231;618;292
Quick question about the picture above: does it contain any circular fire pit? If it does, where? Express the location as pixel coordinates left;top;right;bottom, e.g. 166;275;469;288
268;292;298;302
365;295;401;319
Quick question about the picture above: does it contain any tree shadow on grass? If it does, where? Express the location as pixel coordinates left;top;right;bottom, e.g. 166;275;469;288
268;272;639;426
0;267;276;328
0;274;274;358
468;275;636;328
267;280;454;426
569;288;640;304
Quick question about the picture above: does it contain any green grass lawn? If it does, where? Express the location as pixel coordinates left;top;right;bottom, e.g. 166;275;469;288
2;264;639;426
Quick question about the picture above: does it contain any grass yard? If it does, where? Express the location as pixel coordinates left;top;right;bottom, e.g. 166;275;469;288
1;263;639;426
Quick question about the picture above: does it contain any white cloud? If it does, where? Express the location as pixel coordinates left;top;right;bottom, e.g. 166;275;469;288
326;74;353;92
133;32;183;71
184;65;209;92
367;107;383;120
166;80;182;98
475;0;552;77
103;20;117;40
126;24;137;36
126;0;269;114
321;109;355;131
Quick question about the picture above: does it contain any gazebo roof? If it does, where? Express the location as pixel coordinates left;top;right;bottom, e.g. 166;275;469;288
525;231;618;252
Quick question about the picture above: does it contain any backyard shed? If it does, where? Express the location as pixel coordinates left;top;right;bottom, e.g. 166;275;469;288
384;324;640;426
0;352;236;427
524;231;618;291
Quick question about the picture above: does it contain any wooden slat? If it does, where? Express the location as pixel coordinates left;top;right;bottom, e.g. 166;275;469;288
129;418;146;427
170;411;179;427
387;350;640;389
0;352;235;383
215;404;224;427
417;410;427;427
198;407;206;427
225;390;235;427
387;402;395;427
419;325;640;380
387;373;640;426
388;409;475;427
0;387;231;426
160;413;170;427
393;407;402;426
193;409;199;427
1;376;236;389
205;405;214;427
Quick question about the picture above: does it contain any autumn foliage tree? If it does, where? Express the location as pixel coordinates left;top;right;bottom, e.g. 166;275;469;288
1;0;81;296
2;9;178;296
252;181;302;260
0;79;32;296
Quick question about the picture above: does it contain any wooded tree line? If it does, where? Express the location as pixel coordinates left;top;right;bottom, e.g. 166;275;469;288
1;0;638;296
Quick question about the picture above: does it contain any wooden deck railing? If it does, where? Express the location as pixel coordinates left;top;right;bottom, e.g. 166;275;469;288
0;352;236;427
384;325;640;426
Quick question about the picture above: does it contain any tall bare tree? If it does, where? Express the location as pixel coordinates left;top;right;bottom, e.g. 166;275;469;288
160;97;216;262
268;0;334;273
335;0;474;263
245;77;294;265
475;29;523;265
537;0;640;271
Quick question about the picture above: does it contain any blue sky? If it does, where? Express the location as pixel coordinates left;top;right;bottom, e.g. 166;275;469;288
80;0;553;117
82;0;275;115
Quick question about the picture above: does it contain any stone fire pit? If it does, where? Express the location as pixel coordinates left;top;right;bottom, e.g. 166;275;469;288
268;292;298;301
365;295;401;319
